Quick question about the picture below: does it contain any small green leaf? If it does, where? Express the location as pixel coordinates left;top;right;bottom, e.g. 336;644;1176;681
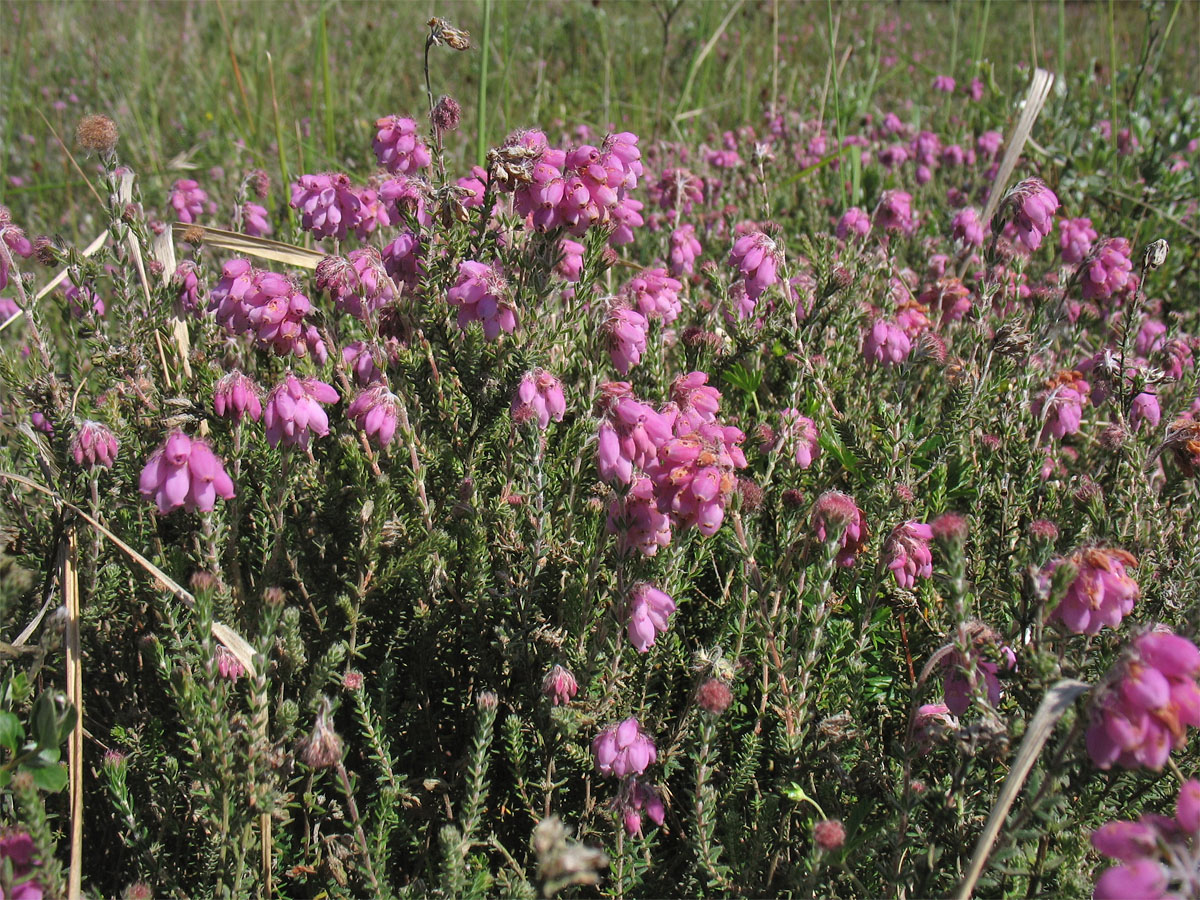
31;693;58;751
0;710;22;753
29;761;68;793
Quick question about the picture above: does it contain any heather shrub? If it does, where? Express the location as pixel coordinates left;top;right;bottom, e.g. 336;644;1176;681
0;4;1198;898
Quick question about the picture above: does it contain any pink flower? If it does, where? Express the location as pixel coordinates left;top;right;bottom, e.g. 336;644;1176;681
447;260;517;340
0;831;47;900
213;370;263;423
241;202;272;237
1045;546;1140;635
139;431;235;514
616;778;665;836
977;130;1004;159
173;260;204;314
812;491;867;567
966;77;985;101
556;238;585;282
1058;217;1097;265
1001;178;1060;252
626;583;676;652
837;207;872;241
0;206;34;292
372;115;431;174
594;383;674;485
941;627;1017;715
1086;630;1200;771
542;664;577;706
951;207;985;246
862;318;913;366
779;408;820;469
932;74;956;93
592;717;657;778
940;144;968;167
511;369;566;430
608;194;644;246
652;422;747;536
1081;237;1135;301
813;819;847;851
263;375;339;449
209;260;326;361
669;224;703;276
655;168;704;216
913;702;959;751
1130;390;1161;430
71;420;118;469
351;187;392;240
347;385;401;447
604;305;649;375
456;165;490;209
921;277;972;326
1033;370;1090;440
315;248;398;321
169;179;208;224
619;268;684;324
290;173;361;241
671;371;722;432
64;282;104;318
216;646;244;681
342;341;383;387
885;521;934;588
729;230;780;303
381;230;424;292
873;190;914;234
607;476;672;556
379;174;431;227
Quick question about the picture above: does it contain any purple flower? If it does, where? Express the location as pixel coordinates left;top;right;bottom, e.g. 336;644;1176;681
616;778;665;836
263;375;339;449
379;174;431;227
594;382;675;485
952;207;985;247
71;421;118;469
511;369;566;430
290;173;362;241
173;260;204;315
592;717;657;778
347;385;402;447
603;305;649;376
619;268;684;325
542;664;578;706
607;476;672;556
315;247;398;321
729;230;780;303
862;318;913;366
447;260;517;341
885;521;935;589
669;224;703;276
932;74;956;93
779;409;820;469
209;260;326;361
651;422;747;537
1000;178;1060;252
556;238;585;282
836;207;872;241
213;370;263;423
170;179;208;224
941;627;1017;715
381;230;424;292
977;130;1004;159
0;207;34;292
342;341;383;387
873;190;915;235
1093;860;1169;900
671;371;722;432
1086;630;1200;771
812;491;866;567
1081;237;1135;302
1130;390;1161;430
626;583;676;652
241;202;272;237
64;282;104;318
0;831;47;900
139;431;235;514
966;77;985;101
1058;217;1097;265
1032;370;1090;440
372;115;432;174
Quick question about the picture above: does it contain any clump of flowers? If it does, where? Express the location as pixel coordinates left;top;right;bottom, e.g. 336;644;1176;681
347;385;402;447
618;268;683;324
873;190;914;234
208;259;326;360
290;173;362;241
1044;548;1137;635
173;260;204;314
139;431;235;514
669;224;702;276
812;491;867;567
614;779;665;837
625;583;676;652
71;420;118;469
371;115;432;174
592;717;657;778
213;370;264;423
837;207;871;241
652;421;747;536
1058;217;1097;264
607;476;672;557
1081;237;1135;302
1032;370;1091;440
863;318;913;366
542;665;577;707
777;409;820;469
1091;778;1200;900
884;521;935;588
997;178;1059;252
729;230;781;304
169;178;208;224
951;207;985;247
941;624;1017;715
263;375;339;449
511;369;566;430
594;382;674;485
0;830;48;900
1086;629;1200;770
447;260;517;340
603;304;649;375
315;247;398;321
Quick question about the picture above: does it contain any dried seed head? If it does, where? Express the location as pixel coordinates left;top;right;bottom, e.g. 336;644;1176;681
427;17;471;50
251;169;271;199
737;477;764;513
75;114;119;155
300;698;343;769
1143;238;1169;271
813;819;846;852
1099;422;1128;451
993;321;1032;359
33;236;58;267
431;95;462;132
182;226;205;246
1028;518;1059;541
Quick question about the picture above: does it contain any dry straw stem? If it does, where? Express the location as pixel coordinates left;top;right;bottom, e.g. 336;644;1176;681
0;471;258;677
170;223;326;270
0;231;109;337
981;67;1055;225
63;530;83;900
954;678;1090;900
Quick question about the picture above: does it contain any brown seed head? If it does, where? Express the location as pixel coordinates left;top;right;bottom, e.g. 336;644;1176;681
75;114;119;155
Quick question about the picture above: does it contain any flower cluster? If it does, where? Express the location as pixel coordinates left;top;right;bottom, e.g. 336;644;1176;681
669;224;703;276
618;267;684;324
511;369;566;430
1087;629;1200;771
315;247;398;320
347;385;402;447
139;432;235;514
602;305;649;375
263;375;339;449
592;717;657;778
614;778;665;837
208;258;326;360
290;173;362;241
1033;370;1090;440
1044;547;1140;635
729;230;781;305
447;260;517;340
541;665;577;707
213;370;264;423
71;420;118;469
999;178;1059;251
1092;778;1200;900
0;831;47;900
812;491;867;566
626;583;676;652
884;521;934;588
371;115;432;174
941;624;1017;716
1080;237;1135;302
169;178;209;224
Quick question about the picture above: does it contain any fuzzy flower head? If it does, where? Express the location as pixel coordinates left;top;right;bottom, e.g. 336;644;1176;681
812;491;867;567
290;173;362;241
1086;629;1200;771
71;420;118;469
998;178;1060;252
347;385;402;447
729;230;780;303
138;431;235;514
885;521;935;589
592;717;657;778
626;583;677;653
1081;237;1135;302
511;369;566;430
447;260;517;340
263;375;339;449
372;116;432;174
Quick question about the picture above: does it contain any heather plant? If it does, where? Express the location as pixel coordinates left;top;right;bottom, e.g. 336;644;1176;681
1;3;1199;899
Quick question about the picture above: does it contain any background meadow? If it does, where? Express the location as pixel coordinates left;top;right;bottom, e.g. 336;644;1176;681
1;1;1199;897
